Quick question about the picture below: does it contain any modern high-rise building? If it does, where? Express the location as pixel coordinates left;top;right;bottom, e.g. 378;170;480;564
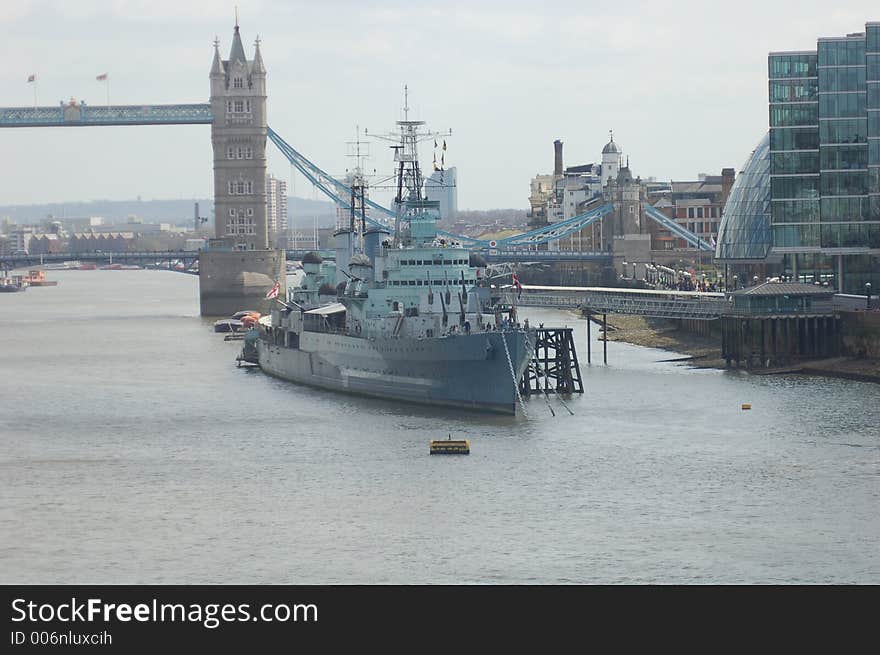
266;174;288;241
424;167;457;220
767;21;879;292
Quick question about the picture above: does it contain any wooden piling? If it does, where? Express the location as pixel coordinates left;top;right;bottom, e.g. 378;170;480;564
603;313;607;365
586;313;591;364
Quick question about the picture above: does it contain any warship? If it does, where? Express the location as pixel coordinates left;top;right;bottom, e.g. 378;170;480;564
244;97;533;414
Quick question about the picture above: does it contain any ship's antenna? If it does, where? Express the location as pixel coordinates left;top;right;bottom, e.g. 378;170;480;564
403;84;409;123
345;124;372;248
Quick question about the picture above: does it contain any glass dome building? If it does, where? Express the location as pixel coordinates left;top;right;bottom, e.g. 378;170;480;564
715;133;772;262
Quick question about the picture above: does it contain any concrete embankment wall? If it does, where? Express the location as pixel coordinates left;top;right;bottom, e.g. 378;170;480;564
199;250;286;317
840;311;880;358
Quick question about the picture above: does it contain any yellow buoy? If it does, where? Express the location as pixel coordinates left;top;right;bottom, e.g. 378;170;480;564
741;403;752;410
430;438;470;455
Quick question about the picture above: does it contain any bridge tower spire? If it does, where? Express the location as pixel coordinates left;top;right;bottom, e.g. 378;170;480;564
209;19;268;250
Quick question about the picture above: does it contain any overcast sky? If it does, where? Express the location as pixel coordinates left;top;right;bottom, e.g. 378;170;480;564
1;0;877;212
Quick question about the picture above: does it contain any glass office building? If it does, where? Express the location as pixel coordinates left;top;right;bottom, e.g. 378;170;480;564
715;132;772;261
768;21;879;292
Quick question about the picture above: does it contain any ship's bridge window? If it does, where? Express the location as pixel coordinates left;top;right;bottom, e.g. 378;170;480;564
409;280;416;286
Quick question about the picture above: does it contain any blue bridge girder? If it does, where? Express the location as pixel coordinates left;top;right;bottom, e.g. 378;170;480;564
0;102;213;127
643;204;714;251
267;127;395;229
485;203;614;248
267;127;620;251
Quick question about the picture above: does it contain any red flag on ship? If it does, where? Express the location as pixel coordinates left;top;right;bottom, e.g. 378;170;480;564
265;281;280;299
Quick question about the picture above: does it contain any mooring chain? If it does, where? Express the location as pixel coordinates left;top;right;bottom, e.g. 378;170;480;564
522;331;555;415
502;331;529;419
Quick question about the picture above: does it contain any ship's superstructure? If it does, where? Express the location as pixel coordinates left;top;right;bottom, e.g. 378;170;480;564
247;93;532;414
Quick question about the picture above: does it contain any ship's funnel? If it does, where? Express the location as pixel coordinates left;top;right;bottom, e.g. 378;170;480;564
364;227;391;268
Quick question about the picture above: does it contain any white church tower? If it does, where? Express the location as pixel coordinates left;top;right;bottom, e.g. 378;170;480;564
600;131;622;189
209;20;268;250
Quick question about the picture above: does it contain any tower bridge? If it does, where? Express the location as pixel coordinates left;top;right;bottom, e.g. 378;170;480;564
1;20;712;313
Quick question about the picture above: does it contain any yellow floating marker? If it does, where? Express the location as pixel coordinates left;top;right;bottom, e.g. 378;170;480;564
742;403;752;410
430;438;470;455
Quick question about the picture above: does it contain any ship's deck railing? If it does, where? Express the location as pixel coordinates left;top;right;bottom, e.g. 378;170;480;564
302;325;348;336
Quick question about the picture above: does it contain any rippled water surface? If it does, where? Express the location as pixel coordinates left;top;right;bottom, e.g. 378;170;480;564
1;270;878;583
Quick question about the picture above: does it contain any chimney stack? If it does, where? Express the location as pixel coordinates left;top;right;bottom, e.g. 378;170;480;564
553;139;563;176
721;168;735;204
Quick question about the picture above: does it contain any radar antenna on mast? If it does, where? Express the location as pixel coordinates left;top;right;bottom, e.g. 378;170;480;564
364;85;451;246
344;125;372;245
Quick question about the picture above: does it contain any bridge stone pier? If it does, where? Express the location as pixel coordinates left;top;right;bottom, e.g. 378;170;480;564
198;247;285;316
198;21;285;316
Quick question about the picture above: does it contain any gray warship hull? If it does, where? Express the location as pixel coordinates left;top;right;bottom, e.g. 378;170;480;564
256;329;532;415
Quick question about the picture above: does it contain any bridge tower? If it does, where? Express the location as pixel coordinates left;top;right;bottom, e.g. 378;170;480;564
210;21;268;249
199;20;285;316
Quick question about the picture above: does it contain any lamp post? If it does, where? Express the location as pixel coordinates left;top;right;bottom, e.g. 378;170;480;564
867;282;872;310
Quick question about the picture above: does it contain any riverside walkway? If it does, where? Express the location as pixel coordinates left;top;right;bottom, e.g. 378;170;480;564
505;285;727;320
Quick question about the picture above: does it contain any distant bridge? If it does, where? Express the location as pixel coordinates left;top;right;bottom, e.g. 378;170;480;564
1;251;200;271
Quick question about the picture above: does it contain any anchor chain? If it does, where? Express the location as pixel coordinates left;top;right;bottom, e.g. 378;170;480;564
502;330;528;418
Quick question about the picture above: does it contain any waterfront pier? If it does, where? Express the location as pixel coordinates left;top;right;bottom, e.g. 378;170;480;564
720;282;841;368
520;327;583;395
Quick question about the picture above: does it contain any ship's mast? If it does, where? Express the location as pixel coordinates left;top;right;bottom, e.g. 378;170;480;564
366;85;451;246
345;125;371;250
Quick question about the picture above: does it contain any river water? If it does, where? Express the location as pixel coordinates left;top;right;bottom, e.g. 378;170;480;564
1;270;878;583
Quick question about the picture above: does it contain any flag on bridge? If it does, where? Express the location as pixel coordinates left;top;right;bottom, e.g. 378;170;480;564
27;74;36;83
266;281;280;299
96;73;108;81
